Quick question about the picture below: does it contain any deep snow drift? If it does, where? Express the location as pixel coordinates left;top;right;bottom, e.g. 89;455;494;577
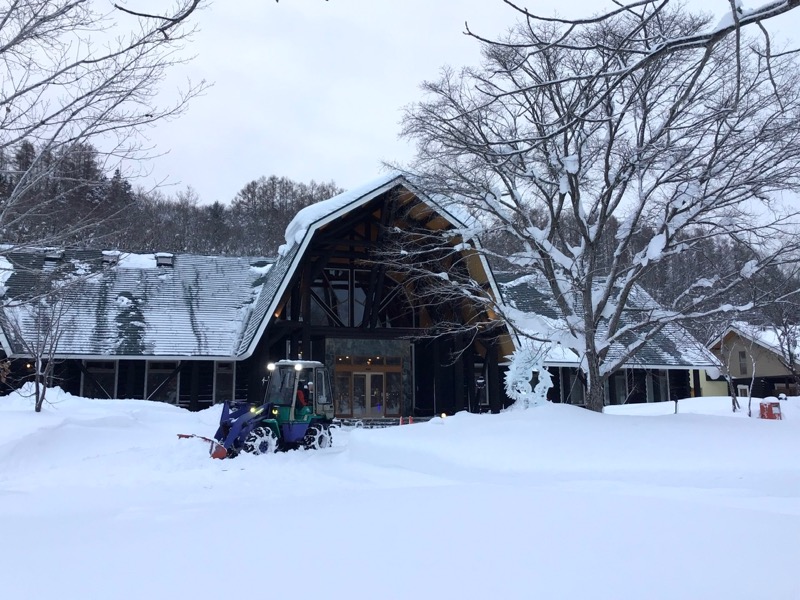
1;387;798;600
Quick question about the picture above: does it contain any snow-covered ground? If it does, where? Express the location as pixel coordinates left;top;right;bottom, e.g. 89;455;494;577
1;387;799;600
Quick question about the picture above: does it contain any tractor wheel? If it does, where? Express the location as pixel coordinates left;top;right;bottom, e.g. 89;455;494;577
243;426;278;455
303;423;332;450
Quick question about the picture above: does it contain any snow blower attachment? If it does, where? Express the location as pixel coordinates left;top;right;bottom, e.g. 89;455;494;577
178;360;335;459
176;433;228;459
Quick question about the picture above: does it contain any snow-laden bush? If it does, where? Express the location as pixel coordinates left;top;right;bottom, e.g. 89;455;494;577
504;343;553;409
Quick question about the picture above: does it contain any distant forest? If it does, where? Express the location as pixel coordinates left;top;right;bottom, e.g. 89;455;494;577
2;140;797;340
0;140;342;257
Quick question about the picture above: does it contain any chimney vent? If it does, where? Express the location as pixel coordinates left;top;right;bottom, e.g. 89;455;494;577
155;252;174;267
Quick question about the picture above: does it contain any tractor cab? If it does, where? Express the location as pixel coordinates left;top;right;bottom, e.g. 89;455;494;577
264;360;334;421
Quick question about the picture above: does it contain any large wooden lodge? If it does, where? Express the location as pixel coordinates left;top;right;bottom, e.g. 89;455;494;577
0;174;717;414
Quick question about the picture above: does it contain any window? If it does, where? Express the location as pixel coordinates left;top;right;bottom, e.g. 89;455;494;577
386;372;402;415
609;370;629;405
284;339;313;361
648;370;669;403
327;268;351;326
738;351;748;376
737;384;749;397
561;369;585;405
214;362;235;404
146;361;179;403
309;267;414;328
82;360;117;399
335;372;352;415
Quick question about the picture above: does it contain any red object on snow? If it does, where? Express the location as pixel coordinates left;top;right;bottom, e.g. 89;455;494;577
759;401;783;420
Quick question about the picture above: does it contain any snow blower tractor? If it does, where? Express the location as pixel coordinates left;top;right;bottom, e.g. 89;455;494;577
180;360;335;459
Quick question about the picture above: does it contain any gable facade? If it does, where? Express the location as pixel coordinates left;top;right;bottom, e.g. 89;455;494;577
709;327;800;396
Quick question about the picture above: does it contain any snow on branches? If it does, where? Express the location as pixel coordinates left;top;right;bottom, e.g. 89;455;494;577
399;0;800;411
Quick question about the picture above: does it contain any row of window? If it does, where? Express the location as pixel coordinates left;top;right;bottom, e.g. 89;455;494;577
82;360;236;406
555;367;671;405
285;267;414;328
334;355;402;367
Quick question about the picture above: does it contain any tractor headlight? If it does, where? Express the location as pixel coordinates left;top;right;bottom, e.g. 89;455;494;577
271;407;279;416
250;407;257;413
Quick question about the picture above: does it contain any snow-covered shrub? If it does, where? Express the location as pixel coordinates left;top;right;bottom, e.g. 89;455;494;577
504;342;553;409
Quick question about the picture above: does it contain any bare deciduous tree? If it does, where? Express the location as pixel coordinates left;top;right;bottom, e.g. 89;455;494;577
0;0;206;248
1;266;79;412
396;1;800;411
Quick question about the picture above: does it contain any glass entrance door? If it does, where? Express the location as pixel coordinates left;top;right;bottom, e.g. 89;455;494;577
352;372;385;417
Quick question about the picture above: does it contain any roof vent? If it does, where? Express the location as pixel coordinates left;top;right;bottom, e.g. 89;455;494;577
44;249;64;262
155;252;174;267
102;251;120;266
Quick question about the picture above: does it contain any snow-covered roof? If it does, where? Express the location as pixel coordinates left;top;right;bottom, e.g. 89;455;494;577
278;171;475;253
0;249;272;359
712;321;800;358
498;272;718;370
237;171;492;358
280;172;403;256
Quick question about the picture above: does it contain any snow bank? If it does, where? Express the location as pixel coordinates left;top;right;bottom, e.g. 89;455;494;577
604;395;800;419
2;388;799;600
347;402;800;476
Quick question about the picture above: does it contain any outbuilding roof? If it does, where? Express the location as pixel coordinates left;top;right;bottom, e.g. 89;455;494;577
498;272;718;369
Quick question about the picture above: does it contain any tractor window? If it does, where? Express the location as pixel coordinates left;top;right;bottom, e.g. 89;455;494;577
315;369;331;404
266;368;296;406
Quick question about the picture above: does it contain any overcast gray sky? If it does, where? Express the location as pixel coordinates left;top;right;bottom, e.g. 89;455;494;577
141;0;800;205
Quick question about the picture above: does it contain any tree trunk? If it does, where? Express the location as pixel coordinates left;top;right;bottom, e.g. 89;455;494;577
34;357;48;412
34;377;44;412
726;375;740;413
585;360;605;413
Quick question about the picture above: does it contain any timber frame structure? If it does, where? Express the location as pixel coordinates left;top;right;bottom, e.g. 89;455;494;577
242;174;515;417
0;174;516;416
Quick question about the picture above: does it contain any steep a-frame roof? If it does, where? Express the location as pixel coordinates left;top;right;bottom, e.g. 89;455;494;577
0;250;271;359
234;171;505;358
498;272;718;369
